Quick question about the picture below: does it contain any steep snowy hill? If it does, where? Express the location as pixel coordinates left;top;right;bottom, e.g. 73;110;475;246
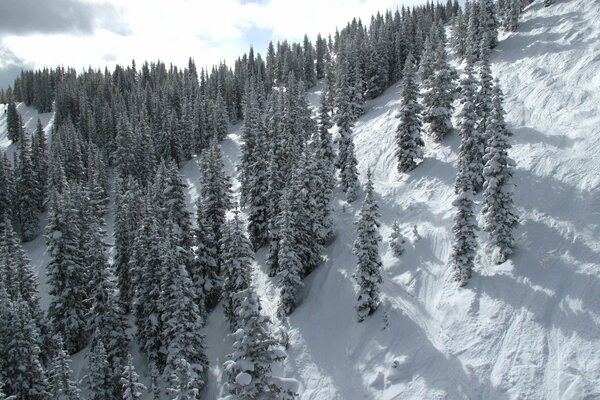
2;0;599;399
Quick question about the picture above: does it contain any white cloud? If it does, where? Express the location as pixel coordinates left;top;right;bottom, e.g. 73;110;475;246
1;0;430;74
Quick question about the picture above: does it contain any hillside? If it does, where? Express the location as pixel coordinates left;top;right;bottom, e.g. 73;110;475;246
2;0;600;399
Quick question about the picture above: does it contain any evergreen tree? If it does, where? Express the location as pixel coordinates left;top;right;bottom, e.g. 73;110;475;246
334;59;360;203
48;337;80;400
87;337;113;400
0;153;14;219
276;189;304;318
352;170;383;322
457;55;485;193
4;300;49;400
160;225;209;393
121;354;146;400
479;0;499;49
246;128;270;250
167;358;199;400
396;53;424;173
15;127;40;241
451;140;479;287
422;41;456;143
222;289;297;400
239;89;261;209
196;136;233;310
481;80;518;264
150;364;162;400
389;221;406;257
6;99;19;143
222;212;254;331
475;38;494;143
46;184;89;354
31;120;48;211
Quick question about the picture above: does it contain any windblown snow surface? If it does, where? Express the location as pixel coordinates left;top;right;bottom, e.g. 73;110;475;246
2;0;600;398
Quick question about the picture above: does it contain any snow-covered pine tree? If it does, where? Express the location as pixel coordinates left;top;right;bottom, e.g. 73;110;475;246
479;0;499;49
150;364;161;400
450;142;479;287
160;225;209;393
246;125;270;250
239;87;261;208
352;169;383;322
504;0;522;32
222;212;254;331
48;337;80;400
114;176;143;313
221;288;298;400
481;79;518;264
450;11;467;60
6;99;19;143
457;55;485;193
419;36;436;87
87;336;113;400
475;36;494;144
422;39;456;143
0;152;14;220
197;136;233;310
86;219;129;397
121;354;146;400
167;358;199;400
132;200;164;367
334;57;360;202
46;183;89;354
4;299;49;400
15;126;40;241
396;53;424;173
389;221;406;257
276;188;304;318
31;119;48;212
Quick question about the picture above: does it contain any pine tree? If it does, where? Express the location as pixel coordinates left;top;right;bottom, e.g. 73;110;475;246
4;300;49;400
167;358;199;400
246;128;270;250
6;99;19;143
353;170;383;322
150;364;162;400
196;136;233;310
396;53;424;173
422;41;456;143
222;289;297;400
48;337;80;400
276;189;304;318
419;36;436;86
15;127;40;241
239;89;261;209
0;152;14;220
87;337;113;400
46;184;89;354
121;354;146;400
451;139;479;287
389;221;406;257
457;55;485;193
481;80;518;264
334;61;360;203
31;120;48;211
222;212;254;331
475;38;494;143
479;0;499;49
160;225;208;393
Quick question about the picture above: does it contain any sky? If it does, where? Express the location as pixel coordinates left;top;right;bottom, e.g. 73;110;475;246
0;0;431;89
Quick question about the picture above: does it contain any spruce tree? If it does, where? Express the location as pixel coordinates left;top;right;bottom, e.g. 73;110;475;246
46;184;89;354
222;212;254;331
6;99;19;143
160;225;209;393
457;55;485;193
353;170;383;322
389;221;406;257
31;120;48;211
0;153;14;219
451;142;479;287
87;337;113;400
396;53;424;173
121;354;146;400
4;300;49;400
15;128;40;241
475;38;494;143
422;41;456;143
167;358;199;400
481;80;518;264
222;289;297;400
48;337;80;400
246;128;270;250
276;189;304;318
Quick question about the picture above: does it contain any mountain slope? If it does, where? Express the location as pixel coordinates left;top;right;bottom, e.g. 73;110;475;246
2;0;599;399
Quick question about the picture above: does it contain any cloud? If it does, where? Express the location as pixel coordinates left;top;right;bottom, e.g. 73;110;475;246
0;41;33;89
0;0;122;35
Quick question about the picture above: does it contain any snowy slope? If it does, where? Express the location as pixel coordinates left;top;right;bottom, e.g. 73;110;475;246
3;0;600;398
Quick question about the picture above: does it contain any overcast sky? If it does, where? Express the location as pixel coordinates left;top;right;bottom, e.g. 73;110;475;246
0;0;431;89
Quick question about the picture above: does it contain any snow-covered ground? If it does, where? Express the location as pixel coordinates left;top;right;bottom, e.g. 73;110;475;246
2;0;600;398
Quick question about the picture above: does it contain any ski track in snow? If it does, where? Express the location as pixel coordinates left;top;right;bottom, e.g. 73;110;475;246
2;0;600;398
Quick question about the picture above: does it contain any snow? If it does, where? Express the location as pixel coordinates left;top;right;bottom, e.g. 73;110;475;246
235;372;252;386
3;0;600;398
